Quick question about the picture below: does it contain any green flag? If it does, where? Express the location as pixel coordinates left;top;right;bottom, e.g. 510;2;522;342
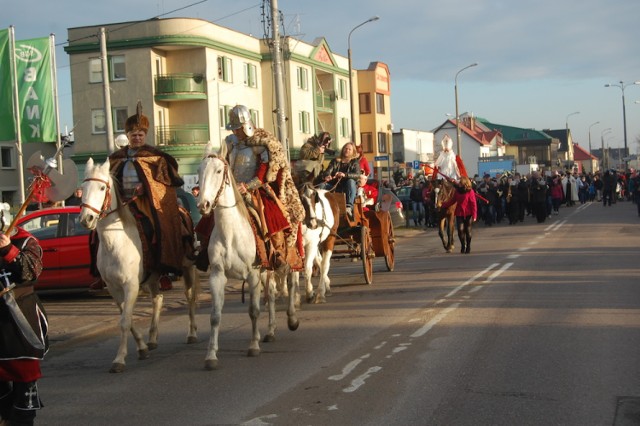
15;36;56;142
0;28;16;141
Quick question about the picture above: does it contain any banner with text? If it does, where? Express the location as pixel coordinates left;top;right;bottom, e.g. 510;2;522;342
15;36;56;142
0;28;16;141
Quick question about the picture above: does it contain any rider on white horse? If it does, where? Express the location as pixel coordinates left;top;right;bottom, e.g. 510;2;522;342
196;105;305;271
108;102;193;275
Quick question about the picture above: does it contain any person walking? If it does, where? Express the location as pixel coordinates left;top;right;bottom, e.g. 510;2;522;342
440;176;477;253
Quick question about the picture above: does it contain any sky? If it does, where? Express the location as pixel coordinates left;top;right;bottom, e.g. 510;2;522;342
5;0;640;154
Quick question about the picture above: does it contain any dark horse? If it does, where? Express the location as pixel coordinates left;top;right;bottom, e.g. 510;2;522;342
435;180;456;253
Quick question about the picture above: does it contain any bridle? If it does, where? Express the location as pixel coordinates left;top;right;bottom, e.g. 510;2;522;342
205;155;234;209
81;177;116;219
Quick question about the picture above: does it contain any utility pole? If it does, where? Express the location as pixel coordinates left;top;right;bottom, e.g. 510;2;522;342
270;0;289;161
100;27;115;153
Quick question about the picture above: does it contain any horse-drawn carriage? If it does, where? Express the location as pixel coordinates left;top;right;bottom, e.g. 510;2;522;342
324;192;396;285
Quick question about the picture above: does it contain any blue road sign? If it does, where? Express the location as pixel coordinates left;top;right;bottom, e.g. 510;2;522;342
374;155;389;161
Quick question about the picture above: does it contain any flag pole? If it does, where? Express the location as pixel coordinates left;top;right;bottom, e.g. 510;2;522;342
50;33;63;175
9;26;25;204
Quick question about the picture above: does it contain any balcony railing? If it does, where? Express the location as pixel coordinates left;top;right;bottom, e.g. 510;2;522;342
155;73;206;100
315;91;335;110
155;124;209;146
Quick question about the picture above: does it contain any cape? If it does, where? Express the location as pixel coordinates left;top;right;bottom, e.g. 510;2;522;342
109;144;186;274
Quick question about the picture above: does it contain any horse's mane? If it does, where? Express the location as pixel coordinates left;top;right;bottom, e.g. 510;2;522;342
436;180;456;208
226;171;251;222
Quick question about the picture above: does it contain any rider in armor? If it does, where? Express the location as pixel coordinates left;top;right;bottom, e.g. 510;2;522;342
108;102;192;275
226;105;305;270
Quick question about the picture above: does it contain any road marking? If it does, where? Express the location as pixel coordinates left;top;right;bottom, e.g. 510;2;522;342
507;254;521;259
410;303;460;338
343;366;382;393
445;263;499;298
328;354;370;381
484;262;513;283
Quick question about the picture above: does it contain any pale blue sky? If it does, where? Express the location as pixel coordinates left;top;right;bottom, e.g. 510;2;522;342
5;0;640;153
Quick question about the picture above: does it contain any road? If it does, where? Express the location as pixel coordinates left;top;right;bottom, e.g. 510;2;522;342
36;200;640;425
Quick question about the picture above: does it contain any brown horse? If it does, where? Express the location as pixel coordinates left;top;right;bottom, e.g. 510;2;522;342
435;180;456;253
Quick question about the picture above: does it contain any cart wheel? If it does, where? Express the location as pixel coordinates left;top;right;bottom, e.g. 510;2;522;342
384;217;396;272
361;226;373;285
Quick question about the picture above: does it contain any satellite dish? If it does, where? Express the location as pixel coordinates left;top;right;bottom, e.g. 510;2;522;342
115;134;129;148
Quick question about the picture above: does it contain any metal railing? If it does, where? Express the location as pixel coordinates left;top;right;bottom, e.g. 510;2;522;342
155;124;209;146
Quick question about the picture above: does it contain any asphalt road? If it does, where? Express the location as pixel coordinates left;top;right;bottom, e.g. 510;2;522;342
36;200;640;425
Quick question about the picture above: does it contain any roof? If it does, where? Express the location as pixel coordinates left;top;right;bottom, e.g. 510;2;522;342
476;118;556;145
432;117;503;147
543;129;572;152
573;143;598;161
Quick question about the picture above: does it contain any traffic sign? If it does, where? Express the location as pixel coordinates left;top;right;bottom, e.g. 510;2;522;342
374;155;389;161
413;160;420;169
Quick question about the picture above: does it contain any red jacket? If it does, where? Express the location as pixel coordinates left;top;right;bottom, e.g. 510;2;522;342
441;188;477;220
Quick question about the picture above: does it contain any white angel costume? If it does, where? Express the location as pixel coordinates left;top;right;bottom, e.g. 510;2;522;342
434;135;460;180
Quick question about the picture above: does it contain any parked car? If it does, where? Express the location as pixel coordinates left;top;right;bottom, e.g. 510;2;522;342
16;206;98;291
376;185;406;229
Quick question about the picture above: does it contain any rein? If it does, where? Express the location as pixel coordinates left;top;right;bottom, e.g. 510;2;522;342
206;155;234;209
81;176;135;219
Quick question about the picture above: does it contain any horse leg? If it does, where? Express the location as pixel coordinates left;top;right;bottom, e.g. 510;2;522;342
143;272;162;351
438;219;449;252
204;268;225;370
110;284;146;373
246;269;262;357
314;249;332;304
263;271;277;343
448;217;456;252
286;271;300;331
304;242;318;304
182;263;199;344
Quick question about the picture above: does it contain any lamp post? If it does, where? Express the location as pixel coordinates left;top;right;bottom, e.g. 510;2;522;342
348;16;380;144
588;121;599;154
604;81;640;170
454;63;478;155
601;128;612;170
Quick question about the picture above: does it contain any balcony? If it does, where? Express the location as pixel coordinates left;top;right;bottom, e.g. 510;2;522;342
155;124;209;146
155;73;207;101
315;90;335;111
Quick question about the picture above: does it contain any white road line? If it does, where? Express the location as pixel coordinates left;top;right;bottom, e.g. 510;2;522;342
484;262;513;283
444;263;500;298
328;354;370;381
343;366;383;393
410;303;460;338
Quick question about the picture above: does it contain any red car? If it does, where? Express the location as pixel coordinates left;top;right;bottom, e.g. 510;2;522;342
17;206;98;291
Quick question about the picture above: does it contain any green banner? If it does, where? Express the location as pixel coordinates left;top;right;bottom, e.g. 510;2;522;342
15;36;56;142
0;28;16;141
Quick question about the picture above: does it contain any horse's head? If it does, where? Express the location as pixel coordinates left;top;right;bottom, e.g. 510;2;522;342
79;158;113;230
197;143;230;215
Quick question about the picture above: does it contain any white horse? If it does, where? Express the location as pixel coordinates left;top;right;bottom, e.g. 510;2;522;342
79;158;199;373
197;143;300;370
283;189;338;305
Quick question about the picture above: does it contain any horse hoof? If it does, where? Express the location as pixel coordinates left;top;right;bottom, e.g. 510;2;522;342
186;336;198;344
109;363;125;373
313;295;326;304
263;334;276;343
247;348;261;357
138;349;150;360
288;319;300;331
204;359;218;370
147;342;158;351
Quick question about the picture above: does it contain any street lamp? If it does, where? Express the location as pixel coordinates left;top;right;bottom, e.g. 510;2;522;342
588;121;599;154
564;111;579;170
454;63;478;155
601;128;612;170
348;16;380;144
604;80;640;170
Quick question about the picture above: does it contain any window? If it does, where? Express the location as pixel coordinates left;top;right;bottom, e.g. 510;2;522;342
219;105;232;129
113;107;128;132
340;117;349;138
110;55;126;81
243;63;257;88
296;66;308;90
361;133;373;153
359;93;371;114
1;145;15;169
217;56;233;83
89;58;102;83
338;78;348;100
298;111;311;134
376;93;385;114
91;108;128;133
89;56;126;82
91;109;106;134
249;109;260;128
377;132;388;153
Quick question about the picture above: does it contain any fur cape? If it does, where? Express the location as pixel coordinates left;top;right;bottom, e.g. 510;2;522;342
242;128;305;246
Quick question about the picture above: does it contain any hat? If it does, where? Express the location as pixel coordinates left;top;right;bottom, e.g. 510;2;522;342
125;101;150;133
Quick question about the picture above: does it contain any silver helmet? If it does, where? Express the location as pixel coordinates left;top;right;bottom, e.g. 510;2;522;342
226;105;255;137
